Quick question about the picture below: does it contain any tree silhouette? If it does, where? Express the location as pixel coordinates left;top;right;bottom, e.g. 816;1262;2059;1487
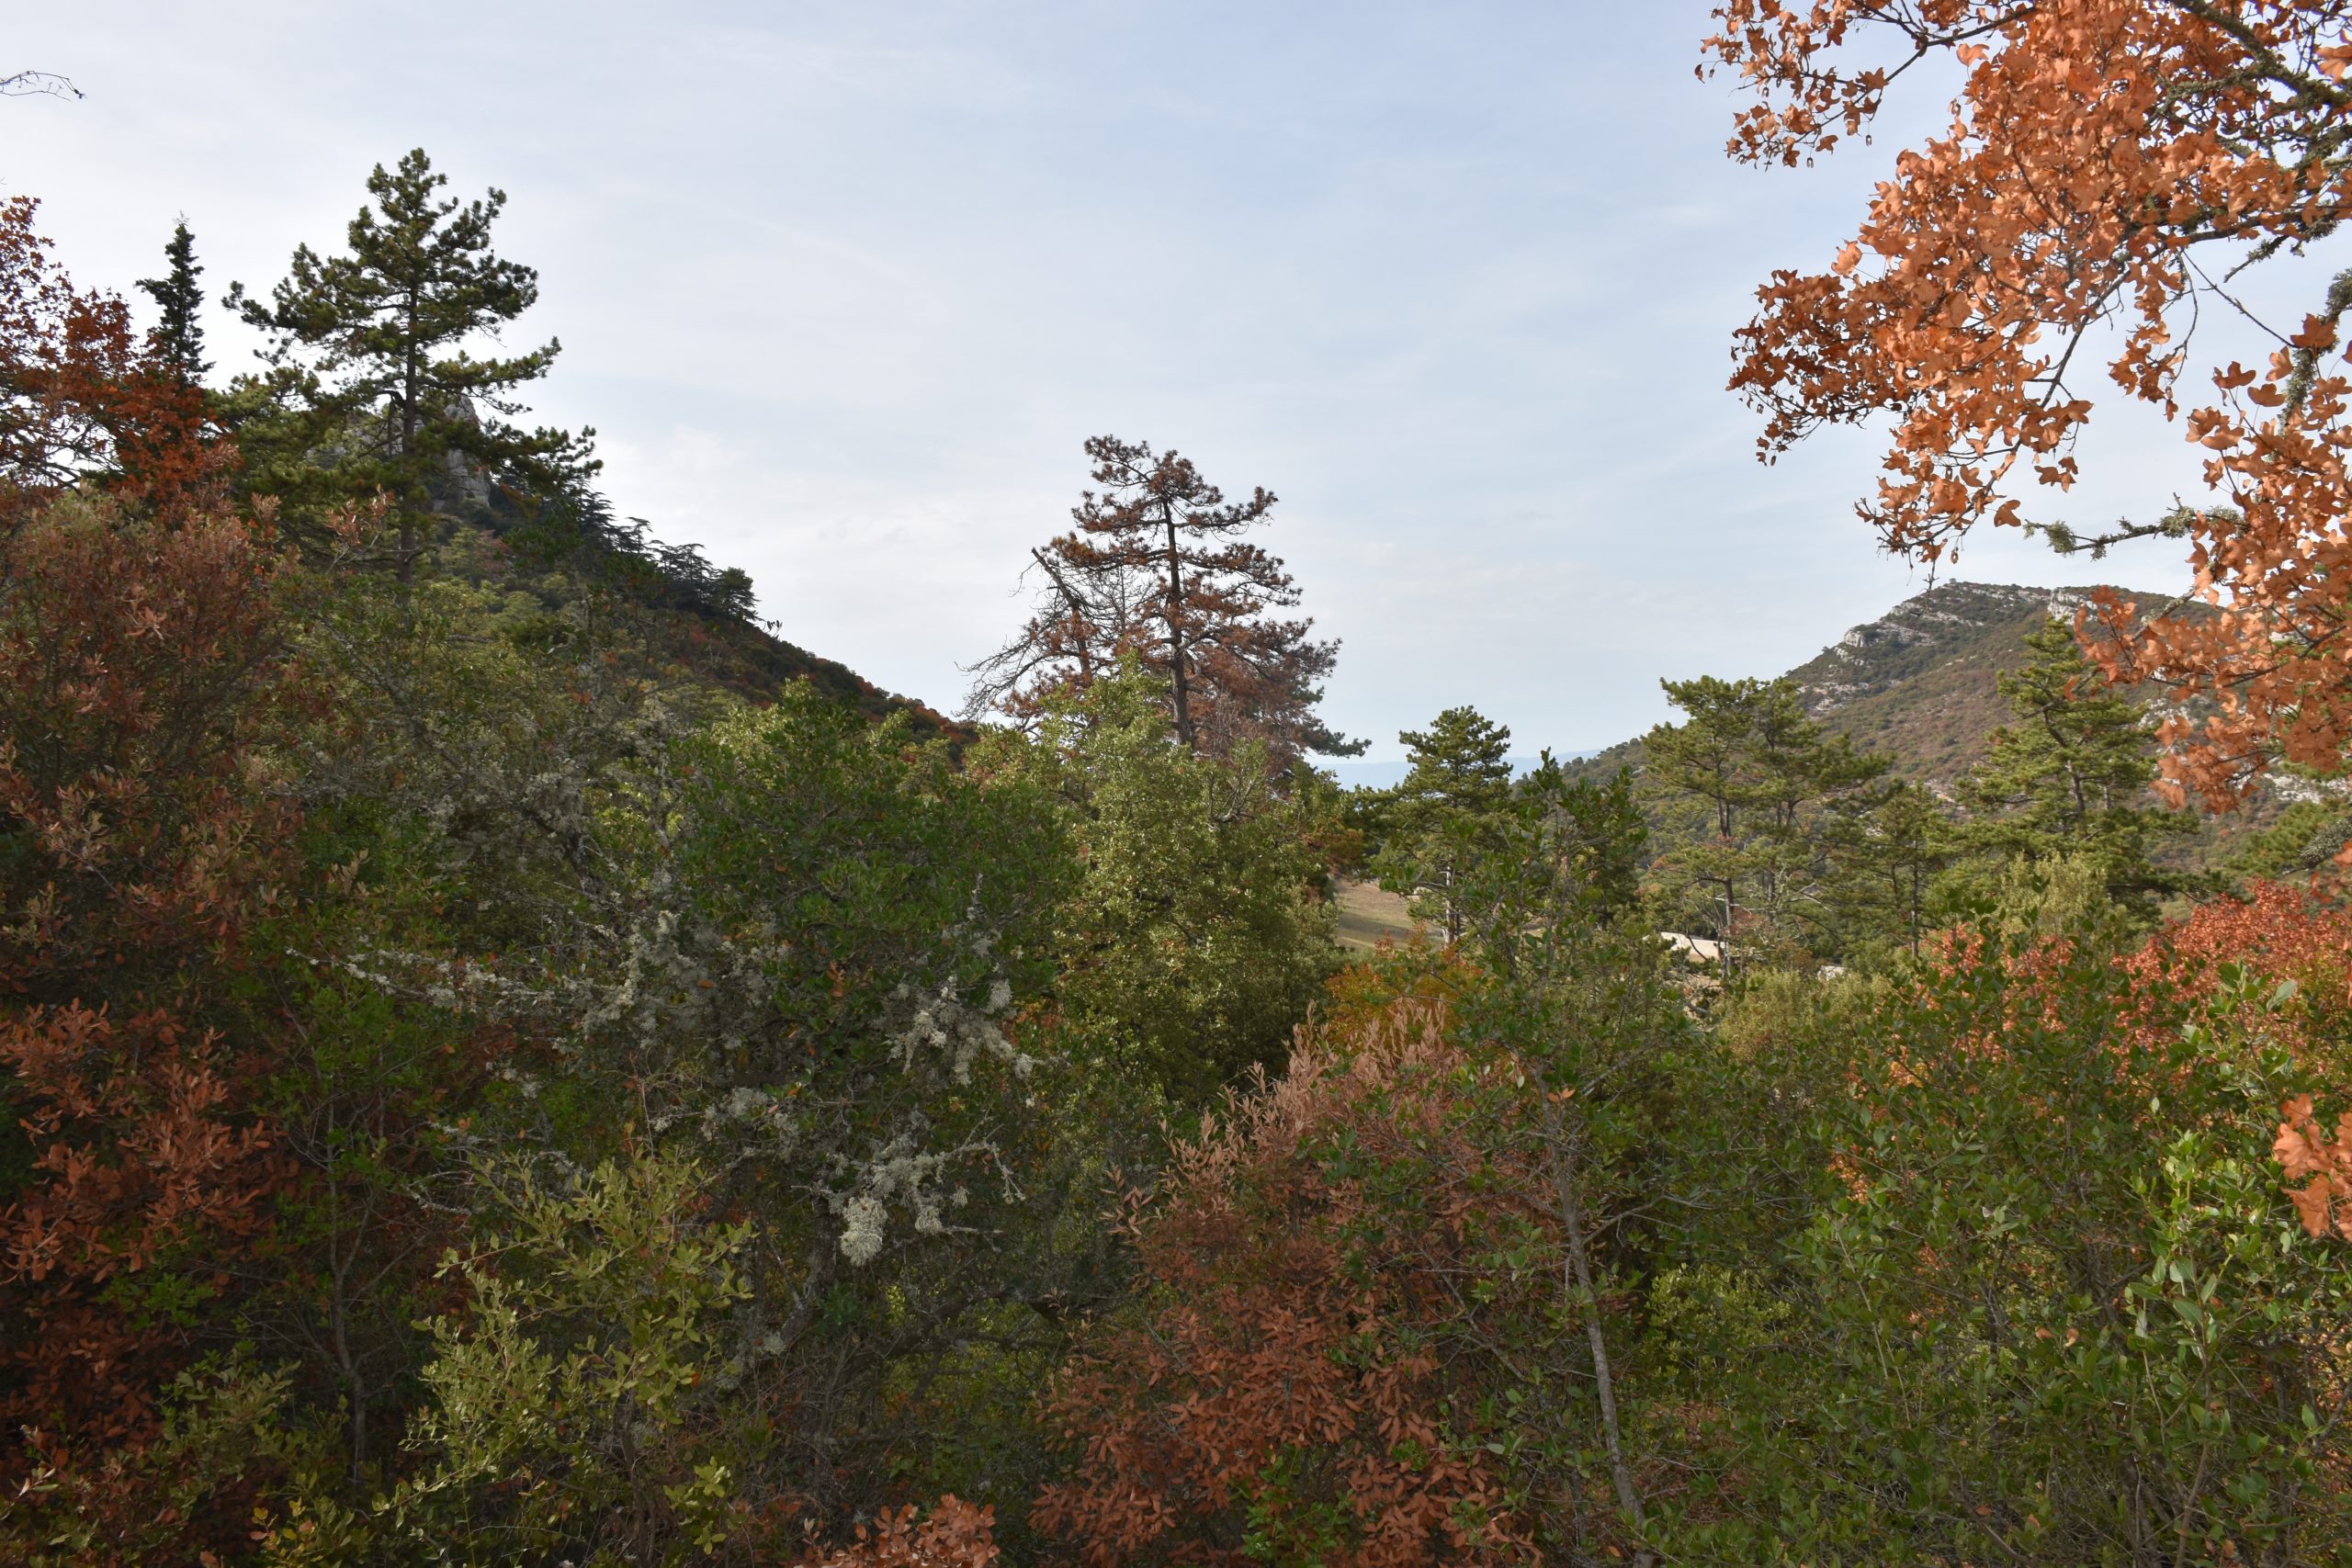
136;220;209;385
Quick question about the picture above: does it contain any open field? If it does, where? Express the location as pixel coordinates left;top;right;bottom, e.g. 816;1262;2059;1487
1334;878;1423;951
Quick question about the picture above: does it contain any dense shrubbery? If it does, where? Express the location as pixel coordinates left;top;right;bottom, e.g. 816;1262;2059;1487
12;38;2352;1559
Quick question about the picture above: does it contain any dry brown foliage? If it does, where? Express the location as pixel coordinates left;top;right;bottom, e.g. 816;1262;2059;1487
798;1497;1001;1568
0;197;226;527
1706;2;2352;805
1035;995;1548;1567
968;435;1349;762
0;504;297;1552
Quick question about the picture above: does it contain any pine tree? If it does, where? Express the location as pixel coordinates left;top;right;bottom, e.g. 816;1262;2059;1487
232;148;594;578
134;219;208;384
1835;779;1954;958
967;435;1358;762
1376;705;1515;942
1645;676;1887;971
1950;618;2195;918
1396;705;1514;816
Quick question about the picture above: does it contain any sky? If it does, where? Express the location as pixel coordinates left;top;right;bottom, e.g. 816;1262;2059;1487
6;2;2311;761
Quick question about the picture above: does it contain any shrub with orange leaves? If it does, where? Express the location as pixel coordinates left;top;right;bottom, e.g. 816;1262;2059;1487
1679;913;2352;1563
2277;1092;2352;1239
1706;2;2352;804
2138;877;2352;1003
2120;880;2352;1244
0;501;291;999
2124;877;2352;1056
1036;994;1578;1567
0;498;298;1542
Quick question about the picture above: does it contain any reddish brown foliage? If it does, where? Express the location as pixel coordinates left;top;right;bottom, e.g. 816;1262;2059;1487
2277;1093;2352;1238
2059;882;2352;1239
2132;881;2352;1239
2138;878;2352;1001
1706;2;2352;802
2123;880;2352;1071
0;197;225;526
0;505;292;995
1035;996;1540;1568
971;435;1350;762
1922;882;2351;1078
0;1007;283;1446
0;503;295;1475
798;1497;1000;1568
1;1372;289;1567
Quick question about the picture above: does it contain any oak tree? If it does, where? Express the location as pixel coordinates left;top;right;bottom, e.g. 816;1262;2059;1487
1014;664;1337;1101
1706;0;2352;808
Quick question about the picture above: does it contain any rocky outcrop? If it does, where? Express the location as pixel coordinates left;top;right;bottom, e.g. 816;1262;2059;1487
1793;581;2118;716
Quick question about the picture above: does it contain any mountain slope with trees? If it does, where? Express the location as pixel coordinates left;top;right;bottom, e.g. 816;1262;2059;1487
1566;580;2326;880
1572;581;2156;789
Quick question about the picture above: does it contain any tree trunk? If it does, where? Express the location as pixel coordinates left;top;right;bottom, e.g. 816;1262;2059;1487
398;303;421;583
1162;505;1193;748
328;1224;369;1483
1034;547;1096;686
1534;1084;1648;1561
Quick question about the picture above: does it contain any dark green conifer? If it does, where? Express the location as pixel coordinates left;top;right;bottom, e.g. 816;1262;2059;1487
135;219;209;383
231;148;595;577
1950;617;2195;918
1376;705;1516;942
1837;778;1954;957
1396;706;1515;818
1645;675;1887;969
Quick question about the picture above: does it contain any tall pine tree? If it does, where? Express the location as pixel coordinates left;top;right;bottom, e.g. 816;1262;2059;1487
1950;618;2196;919
1375;705;1515;942
1835;779;1953;959
134;219;208;384
232;148;594;577
1645;675;1887;971
967;435;1358;763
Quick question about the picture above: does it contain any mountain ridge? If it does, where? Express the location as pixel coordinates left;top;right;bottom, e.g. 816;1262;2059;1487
1552;578;2338;874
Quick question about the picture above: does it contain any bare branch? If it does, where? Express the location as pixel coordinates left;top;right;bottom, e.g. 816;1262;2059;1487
0;71;81;100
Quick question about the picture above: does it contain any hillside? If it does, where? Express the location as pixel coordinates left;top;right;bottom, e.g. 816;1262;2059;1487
1787;581;2156;788
1567;579;2320;872
447;477;969;743
645;607;967;742
1572;581;2147;785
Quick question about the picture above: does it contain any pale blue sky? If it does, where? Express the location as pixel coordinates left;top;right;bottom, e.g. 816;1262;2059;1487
10;3;2268;759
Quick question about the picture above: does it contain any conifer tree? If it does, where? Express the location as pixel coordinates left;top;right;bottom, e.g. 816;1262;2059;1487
232;148;594;577
1950;618;2195;918
1836;779;1953;958
1376;705;1515;942
134;219;208;385
1399;705;1511;801
967;435;1357;762
1645;676;1887;970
